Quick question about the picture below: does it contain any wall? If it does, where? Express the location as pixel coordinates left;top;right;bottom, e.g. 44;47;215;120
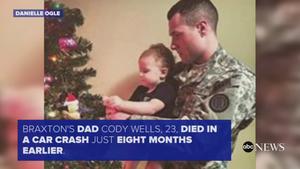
0;1;44;169
0;0;43;87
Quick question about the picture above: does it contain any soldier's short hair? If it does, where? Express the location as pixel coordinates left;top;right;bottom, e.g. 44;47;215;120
167;0;219;33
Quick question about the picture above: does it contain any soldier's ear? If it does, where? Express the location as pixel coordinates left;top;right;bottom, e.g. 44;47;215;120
195;20;208;37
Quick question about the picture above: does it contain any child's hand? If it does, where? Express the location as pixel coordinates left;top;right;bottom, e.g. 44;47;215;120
103;96;117;110
105;108;117;120
103;96;123;110
108;96;123;109
106;112;131;120
105;106;117;114
103;96;111;106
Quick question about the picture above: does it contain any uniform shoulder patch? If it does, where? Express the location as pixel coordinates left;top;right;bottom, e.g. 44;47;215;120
209;94;230;113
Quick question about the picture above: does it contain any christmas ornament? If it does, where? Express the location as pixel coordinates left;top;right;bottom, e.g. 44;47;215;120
44;75;53;83
44;84;50;91
58;37;78;52
44;75;54;91
47;111;57;118
49;55;58;62
63;93;80;119
63;164;69;169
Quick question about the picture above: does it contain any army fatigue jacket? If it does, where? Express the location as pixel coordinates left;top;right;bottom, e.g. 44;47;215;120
130;47;256;169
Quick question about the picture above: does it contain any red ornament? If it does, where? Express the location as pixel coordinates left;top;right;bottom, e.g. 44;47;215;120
58;37;78;52
64;165;69;169
64;93;79;106
66;93;76;102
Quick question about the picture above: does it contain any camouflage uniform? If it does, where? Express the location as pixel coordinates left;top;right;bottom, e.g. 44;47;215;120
130;46;256;169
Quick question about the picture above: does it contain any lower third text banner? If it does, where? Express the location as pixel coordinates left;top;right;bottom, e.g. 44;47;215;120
18;120;231;161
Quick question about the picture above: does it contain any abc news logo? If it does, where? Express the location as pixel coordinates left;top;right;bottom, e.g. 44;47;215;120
242;141;285;153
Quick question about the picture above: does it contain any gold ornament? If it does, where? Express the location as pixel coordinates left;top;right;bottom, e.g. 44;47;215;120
63;110;81;120
47;111;57;118
49;55;58;62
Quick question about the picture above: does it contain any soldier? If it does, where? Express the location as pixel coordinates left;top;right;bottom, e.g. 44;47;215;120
109;0;255;168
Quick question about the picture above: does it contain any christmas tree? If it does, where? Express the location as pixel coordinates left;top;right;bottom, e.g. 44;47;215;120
44;0;122;168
